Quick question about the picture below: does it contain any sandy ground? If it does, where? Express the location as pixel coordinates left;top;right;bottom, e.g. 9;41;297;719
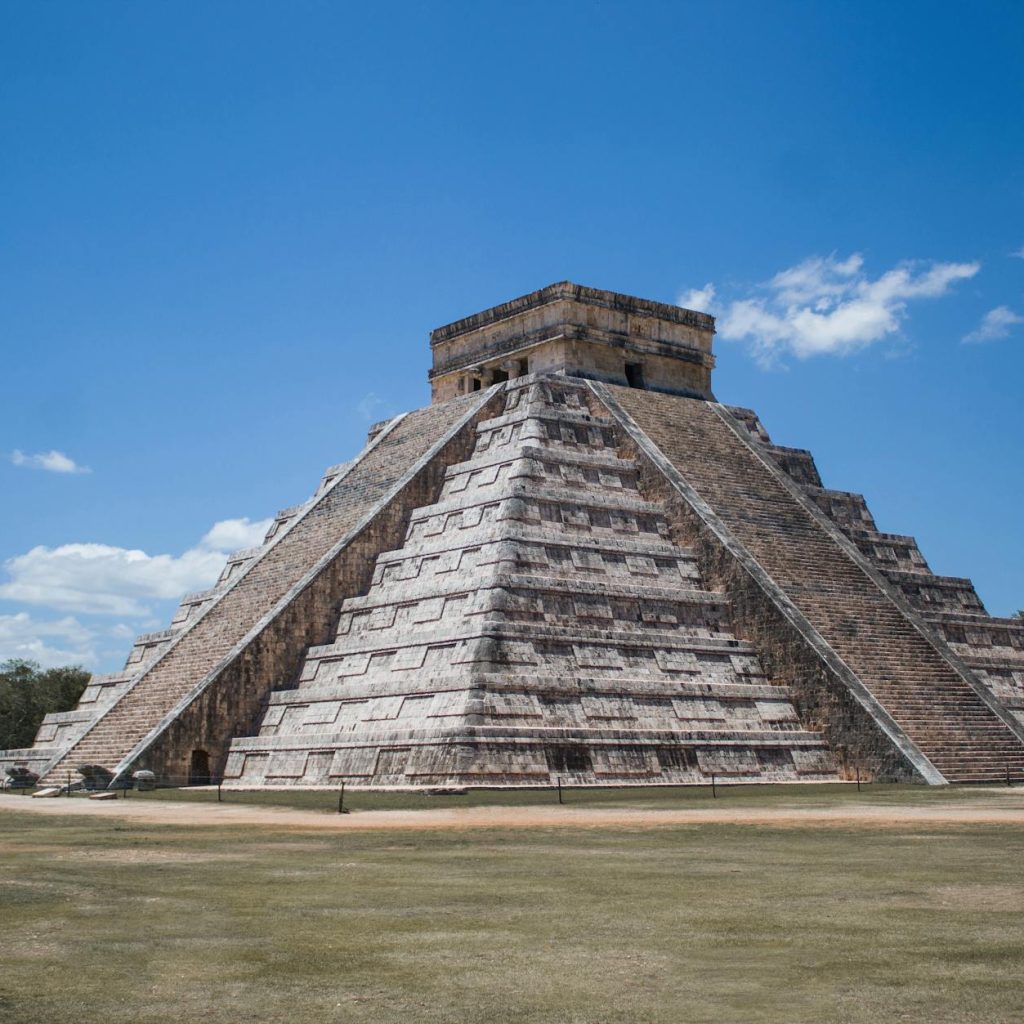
4;790;1024;832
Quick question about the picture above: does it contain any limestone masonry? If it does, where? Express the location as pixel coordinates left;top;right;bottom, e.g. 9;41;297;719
6;282;1024;788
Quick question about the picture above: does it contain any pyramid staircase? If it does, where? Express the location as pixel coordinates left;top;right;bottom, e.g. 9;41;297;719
35;391;497;786
723;405;1024;743
602;384;1024;784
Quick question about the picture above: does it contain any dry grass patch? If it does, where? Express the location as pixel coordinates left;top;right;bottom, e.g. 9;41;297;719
1;797;1023;1023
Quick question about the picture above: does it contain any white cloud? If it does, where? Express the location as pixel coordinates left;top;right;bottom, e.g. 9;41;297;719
0;516;272;617
711;253;980;363
0;613;97;669
677;283;716;312
10;450;90;474
962;305;1023;344
198;517;271;552
1011;246;1024;259
356;392;387;422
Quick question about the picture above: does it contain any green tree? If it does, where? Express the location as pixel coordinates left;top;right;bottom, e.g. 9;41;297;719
0;660;90;750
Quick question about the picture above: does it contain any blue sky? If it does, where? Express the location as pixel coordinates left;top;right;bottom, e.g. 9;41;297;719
1;1;1022;670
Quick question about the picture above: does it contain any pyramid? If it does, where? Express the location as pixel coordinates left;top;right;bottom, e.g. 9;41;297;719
10;282;1024;789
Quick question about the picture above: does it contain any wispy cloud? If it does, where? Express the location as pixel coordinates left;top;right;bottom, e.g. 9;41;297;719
680;253;980;364
962;305;1023;344
677;283;716;312
198;517;273;552
0;516;273;617
356;392;389;422
11;449;90;474
1010;245;1024;259
0;612;97;669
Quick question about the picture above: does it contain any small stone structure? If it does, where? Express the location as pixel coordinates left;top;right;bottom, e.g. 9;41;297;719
429;282;715;402
6;282;1024;789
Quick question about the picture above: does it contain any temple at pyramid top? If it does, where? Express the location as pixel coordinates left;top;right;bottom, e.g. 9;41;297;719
428;281;716;402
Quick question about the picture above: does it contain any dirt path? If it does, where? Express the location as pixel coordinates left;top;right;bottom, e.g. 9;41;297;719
5;791;1024;832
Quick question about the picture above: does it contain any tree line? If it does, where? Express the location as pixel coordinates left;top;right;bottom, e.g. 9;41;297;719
0;660;91;751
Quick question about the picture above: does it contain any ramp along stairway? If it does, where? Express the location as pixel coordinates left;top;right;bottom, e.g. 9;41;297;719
602;383;1024;784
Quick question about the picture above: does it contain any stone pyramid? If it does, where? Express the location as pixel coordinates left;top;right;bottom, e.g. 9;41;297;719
10;282;1024;789
224;377;834;787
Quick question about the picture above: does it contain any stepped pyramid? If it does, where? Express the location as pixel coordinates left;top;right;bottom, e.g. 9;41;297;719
224;377;834;786
8;282;1024;789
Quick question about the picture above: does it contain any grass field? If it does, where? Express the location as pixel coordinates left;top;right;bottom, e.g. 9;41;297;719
2;788;1023;1023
